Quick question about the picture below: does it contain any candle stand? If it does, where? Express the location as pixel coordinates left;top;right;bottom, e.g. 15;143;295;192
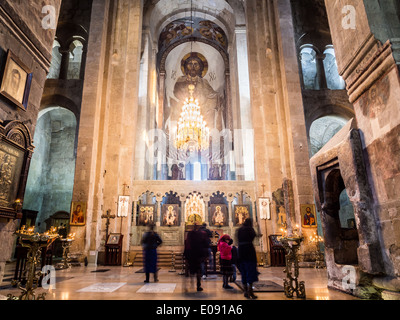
56;235;75;270
8;227;59;300
280;236;306;299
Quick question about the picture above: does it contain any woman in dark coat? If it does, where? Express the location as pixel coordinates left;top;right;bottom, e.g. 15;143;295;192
141;224;162;283
237;218;258;299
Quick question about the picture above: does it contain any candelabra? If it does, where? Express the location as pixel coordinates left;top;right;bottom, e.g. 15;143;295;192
57;233;75;270
279;224;306;299
8;226;59;300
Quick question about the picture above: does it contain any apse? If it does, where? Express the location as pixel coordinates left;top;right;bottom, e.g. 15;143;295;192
135;7;254;182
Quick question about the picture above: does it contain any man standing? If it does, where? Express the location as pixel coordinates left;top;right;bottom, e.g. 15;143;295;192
141;224;162;283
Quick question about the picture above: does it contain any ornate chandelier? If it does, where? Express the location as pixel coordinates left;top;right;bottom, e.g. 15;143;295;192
175;84;210;152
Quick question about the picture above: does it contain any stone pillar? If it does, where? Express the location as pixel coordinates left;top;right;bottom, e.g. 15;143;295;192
58;47;70;80
155;193;163;226
245;0;315;237
70;0;111;259
315;53;328;89
70;0;143;262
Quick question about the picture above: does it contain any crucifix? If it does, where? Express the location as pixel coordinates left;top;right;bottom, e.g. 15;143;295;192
101;209;115;241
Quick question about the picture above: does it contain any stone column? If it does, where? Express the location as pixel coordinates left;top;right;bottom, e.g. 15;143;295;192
315;53;328;89
155;193;163;226
58;47;70;80
70;0;111;260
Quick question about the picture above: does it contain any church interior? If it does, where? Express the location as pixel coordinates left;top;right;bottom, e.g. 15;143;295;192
0;0;400;302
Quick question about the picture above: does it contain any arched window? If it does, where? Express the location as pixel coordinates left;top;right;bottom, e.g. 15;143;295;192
47;40;62;79
323;47;346;90
67;40;84;80
300;46;318;90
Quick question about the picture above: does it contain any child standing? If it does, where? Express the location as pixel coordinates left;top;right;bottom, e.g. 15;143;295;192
217;234;234;289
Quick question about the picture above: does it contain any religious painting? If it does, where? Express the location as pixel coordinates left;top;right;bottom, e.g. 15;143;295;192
158;18;227;54
258;197;271;220
107;233;122;245
161;204;180;226
0;50;32;110
210;204;228;227
138;204;156;226
70;201;87;226
185;193;205;225
301;204;317;228
0;140;25;208
277;206;287;229
171;52;225;132
117;195;130;217
234;205;250;226
198;20;228;49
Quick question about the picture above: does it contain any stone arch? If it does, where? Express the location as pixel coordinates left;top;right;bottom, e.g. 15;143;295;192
40;94;80;123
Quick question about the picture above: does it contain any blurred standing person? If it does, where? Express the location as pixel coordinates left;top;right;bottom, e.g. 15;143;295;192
230;244;238;283
184;223;209;291
237;218;258;299
217;234;234;289
141;224;162;283
199;223;212;278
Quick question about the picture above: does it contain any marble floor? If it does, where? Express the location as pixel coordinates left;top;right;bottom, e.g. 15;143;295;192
0;262;359;301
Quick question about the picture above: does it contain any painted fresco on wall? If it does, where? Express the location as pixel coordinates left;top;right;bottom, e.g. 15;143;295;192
170;52;225;132
158;18;228;54
359;75;390;119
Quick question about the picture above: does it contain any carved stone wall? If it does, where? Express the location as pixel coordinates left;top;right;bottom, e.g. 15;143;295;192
0;0;61;284
319;0;400;298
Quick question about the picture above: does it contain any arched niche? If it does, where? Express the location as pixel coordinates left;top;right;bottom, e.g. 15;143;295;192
23;107;78;232
67;39;84;80
323;169;359;265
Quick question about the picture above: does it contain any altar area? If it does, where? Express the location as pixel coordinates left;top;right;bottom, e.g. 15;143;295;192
128;180;260;252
